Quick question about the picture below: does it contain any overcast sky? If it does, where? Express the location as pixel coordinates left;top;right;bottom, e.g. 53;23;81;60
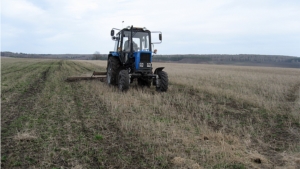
1;0;300;56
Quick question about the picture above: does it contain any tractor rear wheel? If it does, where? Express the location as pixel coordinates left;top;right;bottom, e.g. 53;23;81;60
156;71;168;92
118;70;129;91
106;57;120;85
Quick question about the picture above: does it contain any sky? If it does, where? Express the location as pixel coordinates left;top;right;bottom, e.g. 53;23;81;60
1;0;300;56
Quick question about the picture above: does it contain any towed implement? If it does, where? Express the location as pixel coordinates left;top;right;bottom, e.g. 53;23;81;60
67;25;168;92
66;71;106;82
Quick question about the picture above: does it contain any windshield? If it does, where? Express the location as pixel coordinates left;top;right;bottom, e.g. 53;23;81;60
122;31;151;52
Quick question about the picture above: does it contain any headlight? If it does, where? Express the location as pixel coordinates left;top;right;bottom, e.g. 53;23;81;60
139;63;144;67
147;63;152;67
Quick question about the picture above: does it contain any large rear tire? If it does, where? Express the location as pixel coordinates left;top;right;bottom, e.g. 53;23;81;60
118;70;129;91
156;71;168;92
106;57;120;85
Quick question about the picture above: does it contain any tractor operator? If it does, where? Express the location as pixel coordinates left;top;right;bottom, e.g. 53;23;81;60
124;39;138;51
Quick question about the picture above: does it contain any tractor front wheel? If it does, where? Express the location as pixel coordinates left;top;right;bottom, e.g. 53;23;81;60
118;70;129;91
156;71;168;92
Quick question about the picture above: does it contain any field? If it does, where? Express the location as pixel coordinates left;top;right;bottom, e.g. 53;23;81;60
1;57;300;168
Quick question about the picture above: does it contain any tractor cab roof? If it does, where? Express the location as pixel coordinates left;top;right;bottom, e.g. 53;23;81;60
122;26;150;32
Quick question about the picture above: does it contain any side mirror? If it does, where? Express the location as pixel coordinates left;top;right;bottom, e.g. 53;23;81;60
111;36;119;41
111;30;114;36
154;49;157;54
159;34;162;41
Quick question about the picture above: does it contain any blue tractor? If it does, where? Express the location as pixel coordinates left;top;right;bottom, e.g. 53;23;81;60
107;26;168;92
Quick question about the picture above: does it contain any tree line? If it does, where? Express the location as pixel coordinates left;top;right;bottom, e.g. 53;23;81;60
1;52;299;68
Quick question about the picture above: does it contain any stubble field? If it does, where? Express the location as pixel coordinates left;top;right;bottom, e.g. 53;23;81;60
1;57;300;168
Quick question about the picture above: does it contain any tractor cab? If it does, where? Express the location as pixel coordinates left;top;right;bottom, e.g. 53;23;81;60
120;30;151;52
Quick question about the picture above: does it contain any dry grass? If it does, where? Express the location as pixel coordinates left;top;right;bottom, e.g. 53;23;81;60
1;58;300;168
14;130;37;141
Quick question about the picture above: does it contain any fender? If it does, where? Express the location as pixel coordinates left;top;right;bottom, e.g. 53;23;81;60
109;52;119;57
154;67;165;74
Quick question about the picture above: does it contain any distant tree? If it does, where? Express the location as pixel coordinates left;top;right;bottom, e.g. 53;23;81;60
93;51;101;60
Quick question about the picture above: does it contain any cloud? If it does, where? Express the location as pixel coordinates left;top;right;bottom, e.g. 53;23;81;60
44;33;73;42
54;0;99;19
1;0;45;22
1;24;24;38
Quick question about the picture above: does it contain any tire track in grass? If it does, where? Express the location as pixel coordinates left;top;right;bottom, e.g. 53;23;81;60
1;60;28;74
1;61;44;75
1;61;45;90
69;82;102;168
18;60;80;168
47;60;110;168
1;62;53;128
72;61;95;72
69;61;96;73
1;63;51;95
50;62;166;168
62;61;152;168
1;60;62;168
